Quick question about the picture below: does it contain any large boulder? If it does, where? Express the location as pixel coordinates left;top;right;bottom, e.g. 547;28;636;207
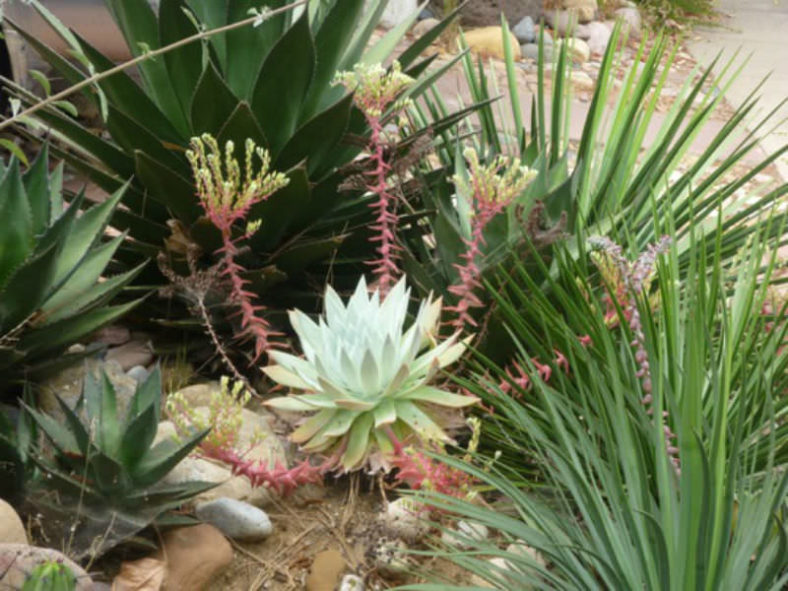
155;524;232;591
0;544;92;590
0;499;26;545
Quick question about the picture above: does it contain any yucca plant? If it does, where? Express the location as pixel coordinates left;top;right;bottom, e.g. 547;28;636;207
0;148;143;387
399;225;788;589
402;21;788;353
3;0;472;326
264;275;477;471
22;366;213;559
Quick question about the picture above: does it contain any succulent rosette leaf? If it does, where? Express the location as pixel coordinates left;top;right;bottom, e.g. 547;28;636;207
264;276;476;470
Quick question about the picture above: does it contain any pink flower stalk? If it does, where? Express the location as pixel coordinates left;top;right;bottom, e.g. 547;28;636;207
590;235;679;473
187;134;289;362
199;445;323;496
333;62;414;295
447;149;535;330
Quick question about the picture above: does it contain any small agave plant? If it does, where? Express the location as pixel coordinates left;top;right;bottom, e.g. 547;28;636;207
264;276;477;471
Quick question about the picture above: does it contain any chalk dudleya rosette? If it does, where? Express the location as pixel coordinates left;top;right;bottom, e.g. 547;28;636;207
264;276;477;471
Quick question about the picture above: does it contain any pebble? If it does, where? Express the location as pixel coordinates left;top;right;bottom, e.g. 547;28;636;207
570;70;595;91
412;17;439;38
195;497;273;541
383;497;429;541
126;365;150;383
106;338;154;371
585;21;613;56
371;539;410;577
513;16;536;44
339;574;365;591
614;6;642;40
557;37;591;64
521;43;553;61
418;8;434;20
440;520;489;549
306;549;346;591
0;500;26;545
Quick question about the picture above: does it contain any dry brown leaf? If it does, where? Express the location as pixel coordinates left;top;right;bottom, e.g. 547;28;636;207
111;557;166;591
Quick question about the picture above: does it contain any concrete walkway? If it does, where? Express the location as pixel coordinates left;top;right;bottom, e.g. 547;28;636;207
687;0;788;180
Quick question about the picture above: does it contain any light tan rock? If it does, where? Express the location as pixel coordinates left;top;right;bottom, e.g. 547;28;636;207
107;338;154;370
305;549;346;591
170;382;217;407
412;17;440;38
0;544;92;590
557;37;591;64
156;524;232;591
570;70;595;91
561;0;597;22
464;26;522;60
0;499;26;544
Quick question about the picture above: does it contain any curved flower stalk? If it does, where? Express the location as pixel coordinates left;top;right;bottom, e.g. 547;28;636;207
449;148;536;330
333;62;414;295
167;376;322;495
264;276;477;471
187;134;289;361
589;235;678;471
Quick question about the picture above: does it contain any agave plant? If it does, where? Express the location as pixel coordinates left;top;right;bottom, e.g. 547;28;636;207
264;276;477;471
3;0;472;328
403;227;788;590
0;148;143;387
22;366;213;559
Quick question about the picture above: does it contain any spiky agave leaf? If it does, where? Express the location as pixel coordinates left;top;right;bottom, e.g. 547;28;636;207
24;366;213;558
265;275;476;470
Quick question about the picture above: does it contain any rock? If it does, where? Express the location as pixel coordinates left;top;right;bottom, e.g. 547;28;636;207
440;520;489;550
380;0;418;29
0;500;26;544
126;365;150;383
585;21;613;56
562;0;596;22
92;324;130;346
505;542;547;569
371;539;410;577
159;452;270;508
0;544;92;590
570;70;595;91
412;17;439;39
383;497;429;541
305;549;346;591
171;382;218;407
195;498;272;541
155;524;232;590
339;574;365;591
614;7;642;40
544;0;595;23
513;16;536;44
574;23;592;40
418;8;434;20
520;43;553;62
107;338;153;371
39;358;137;423
557;37;590;64
543;10;574;37
464;27;521;60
